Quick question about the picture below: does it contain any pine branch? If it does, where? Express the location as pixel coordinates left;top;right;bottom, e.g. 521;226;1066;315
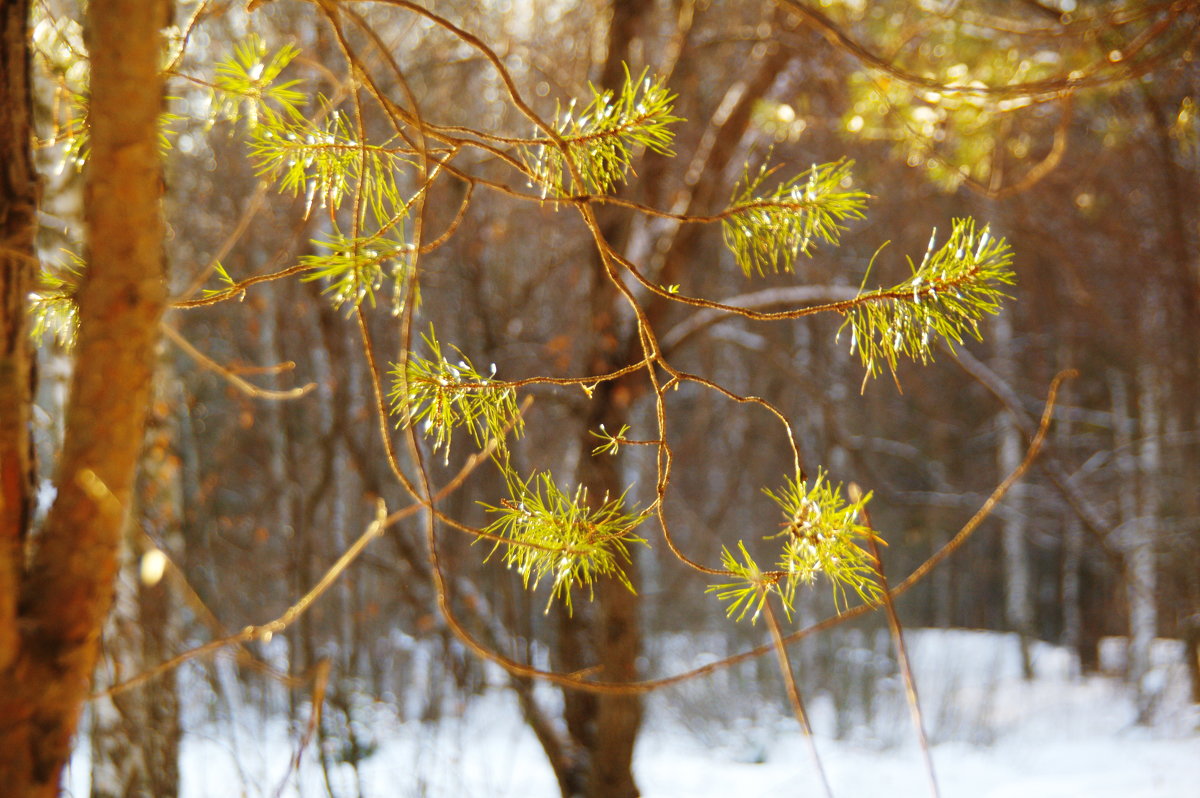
521;66;680;197
707;541;777;623
766;469;882;613
301;227;413;313
708;469;882;622
479;472;649;614
249;101;413;219
388;326;523;463
838;218;1015;383
722;158;868;276
209;34;306;129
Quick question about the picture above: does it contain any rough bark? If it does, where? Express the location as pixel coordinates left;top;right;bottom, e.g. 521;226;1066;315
0;0;168;793
0;0;38;675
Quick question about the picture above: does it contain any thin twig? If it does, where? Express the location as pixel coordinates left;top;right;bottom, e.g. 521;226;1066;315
95;500;389;698
764;599;834;798
162;322;317;400
854;485;939;798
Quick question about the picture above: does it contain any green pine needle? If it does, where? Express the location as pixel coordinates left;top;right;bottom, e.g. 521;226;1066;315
210;34;306;129
722;159;868;276
250;101;412;220
765;469;882;613
522;65;680;197
708;469;883;623
706;541;776;624
302;228;413;313
589;423;631;456
480;471;649;614
838;217;1015;383
28;252;84;349
388;325;522;462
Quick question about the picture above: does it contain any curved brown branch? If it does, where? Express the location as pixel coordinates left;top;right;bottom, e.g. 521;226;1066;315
662;284;861;352
391;370;1068;697
162;323;317;400
774;0;1197;99
96;500;390;699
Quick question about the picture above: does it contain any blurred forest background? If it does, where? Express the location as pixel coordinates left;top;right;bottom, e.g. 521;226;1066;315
10;0;1200;796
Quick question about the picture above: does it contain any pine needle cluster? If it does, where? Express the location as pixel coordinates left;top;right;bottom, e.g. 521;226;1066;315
839;218;1015;383
28;253;84;348
300;230;413;313
722;159;869;276
209;34;306;129
208;37;423;313
480;472;649;614
388;326;522;463
522;67;680;197
766;470;881;611
250;106;411;220
707;470;881;622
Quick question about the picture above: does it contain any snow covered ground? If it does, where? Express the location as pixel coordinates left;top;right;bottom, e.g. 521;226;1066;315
67;629;1199;797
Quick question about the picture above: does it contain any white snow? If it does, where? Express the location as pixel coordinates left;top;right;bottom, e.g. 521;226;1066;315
66;629;1199;797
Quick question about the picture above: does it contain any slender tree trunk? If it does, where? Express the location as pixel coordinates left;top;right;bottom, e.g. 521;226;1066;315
576;386;643;798
90;367;183;798
549;10;792;795
0;0;168;793
1131;363;1160;722
0;0;38;677
1110;368;1159;721
547;4;657;796
1055;371;1084;676
993;309;1034;678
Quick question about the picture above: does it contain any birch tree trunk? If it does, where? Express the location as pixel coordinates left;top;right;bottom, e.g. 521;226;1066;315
1110;368;1160;722
993;310;1034;678
1131;363;1160;722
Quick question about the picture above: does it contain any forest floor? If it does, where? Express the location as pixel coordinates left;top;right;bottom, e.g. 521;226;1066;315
68;628;1199;797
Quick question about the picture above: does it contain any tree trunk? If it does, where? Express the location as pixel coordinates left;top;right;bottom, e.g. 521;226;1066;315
544;4;657;796
90;369;183;798
575;385;643;798
0;0;38;676
1131;363;1160;722
1110;368;1160;721
993;291;1033;677
1056;374;1085;677
0;0;168;793
547;10;793;795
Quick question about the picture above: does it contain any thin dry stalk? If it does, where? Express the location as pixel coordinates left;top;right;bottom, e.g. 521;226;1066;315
94;500;389;698
764;599;834;798
855;488;940;798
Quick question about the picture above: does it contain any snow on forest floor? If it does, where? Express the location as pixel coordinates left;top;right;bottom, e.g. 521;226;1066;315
67;629;1199;797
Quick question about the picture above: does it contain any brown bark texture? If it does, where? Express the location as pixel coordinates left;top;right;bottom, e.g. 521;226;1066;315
0;0;38;675
0;0;169;794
